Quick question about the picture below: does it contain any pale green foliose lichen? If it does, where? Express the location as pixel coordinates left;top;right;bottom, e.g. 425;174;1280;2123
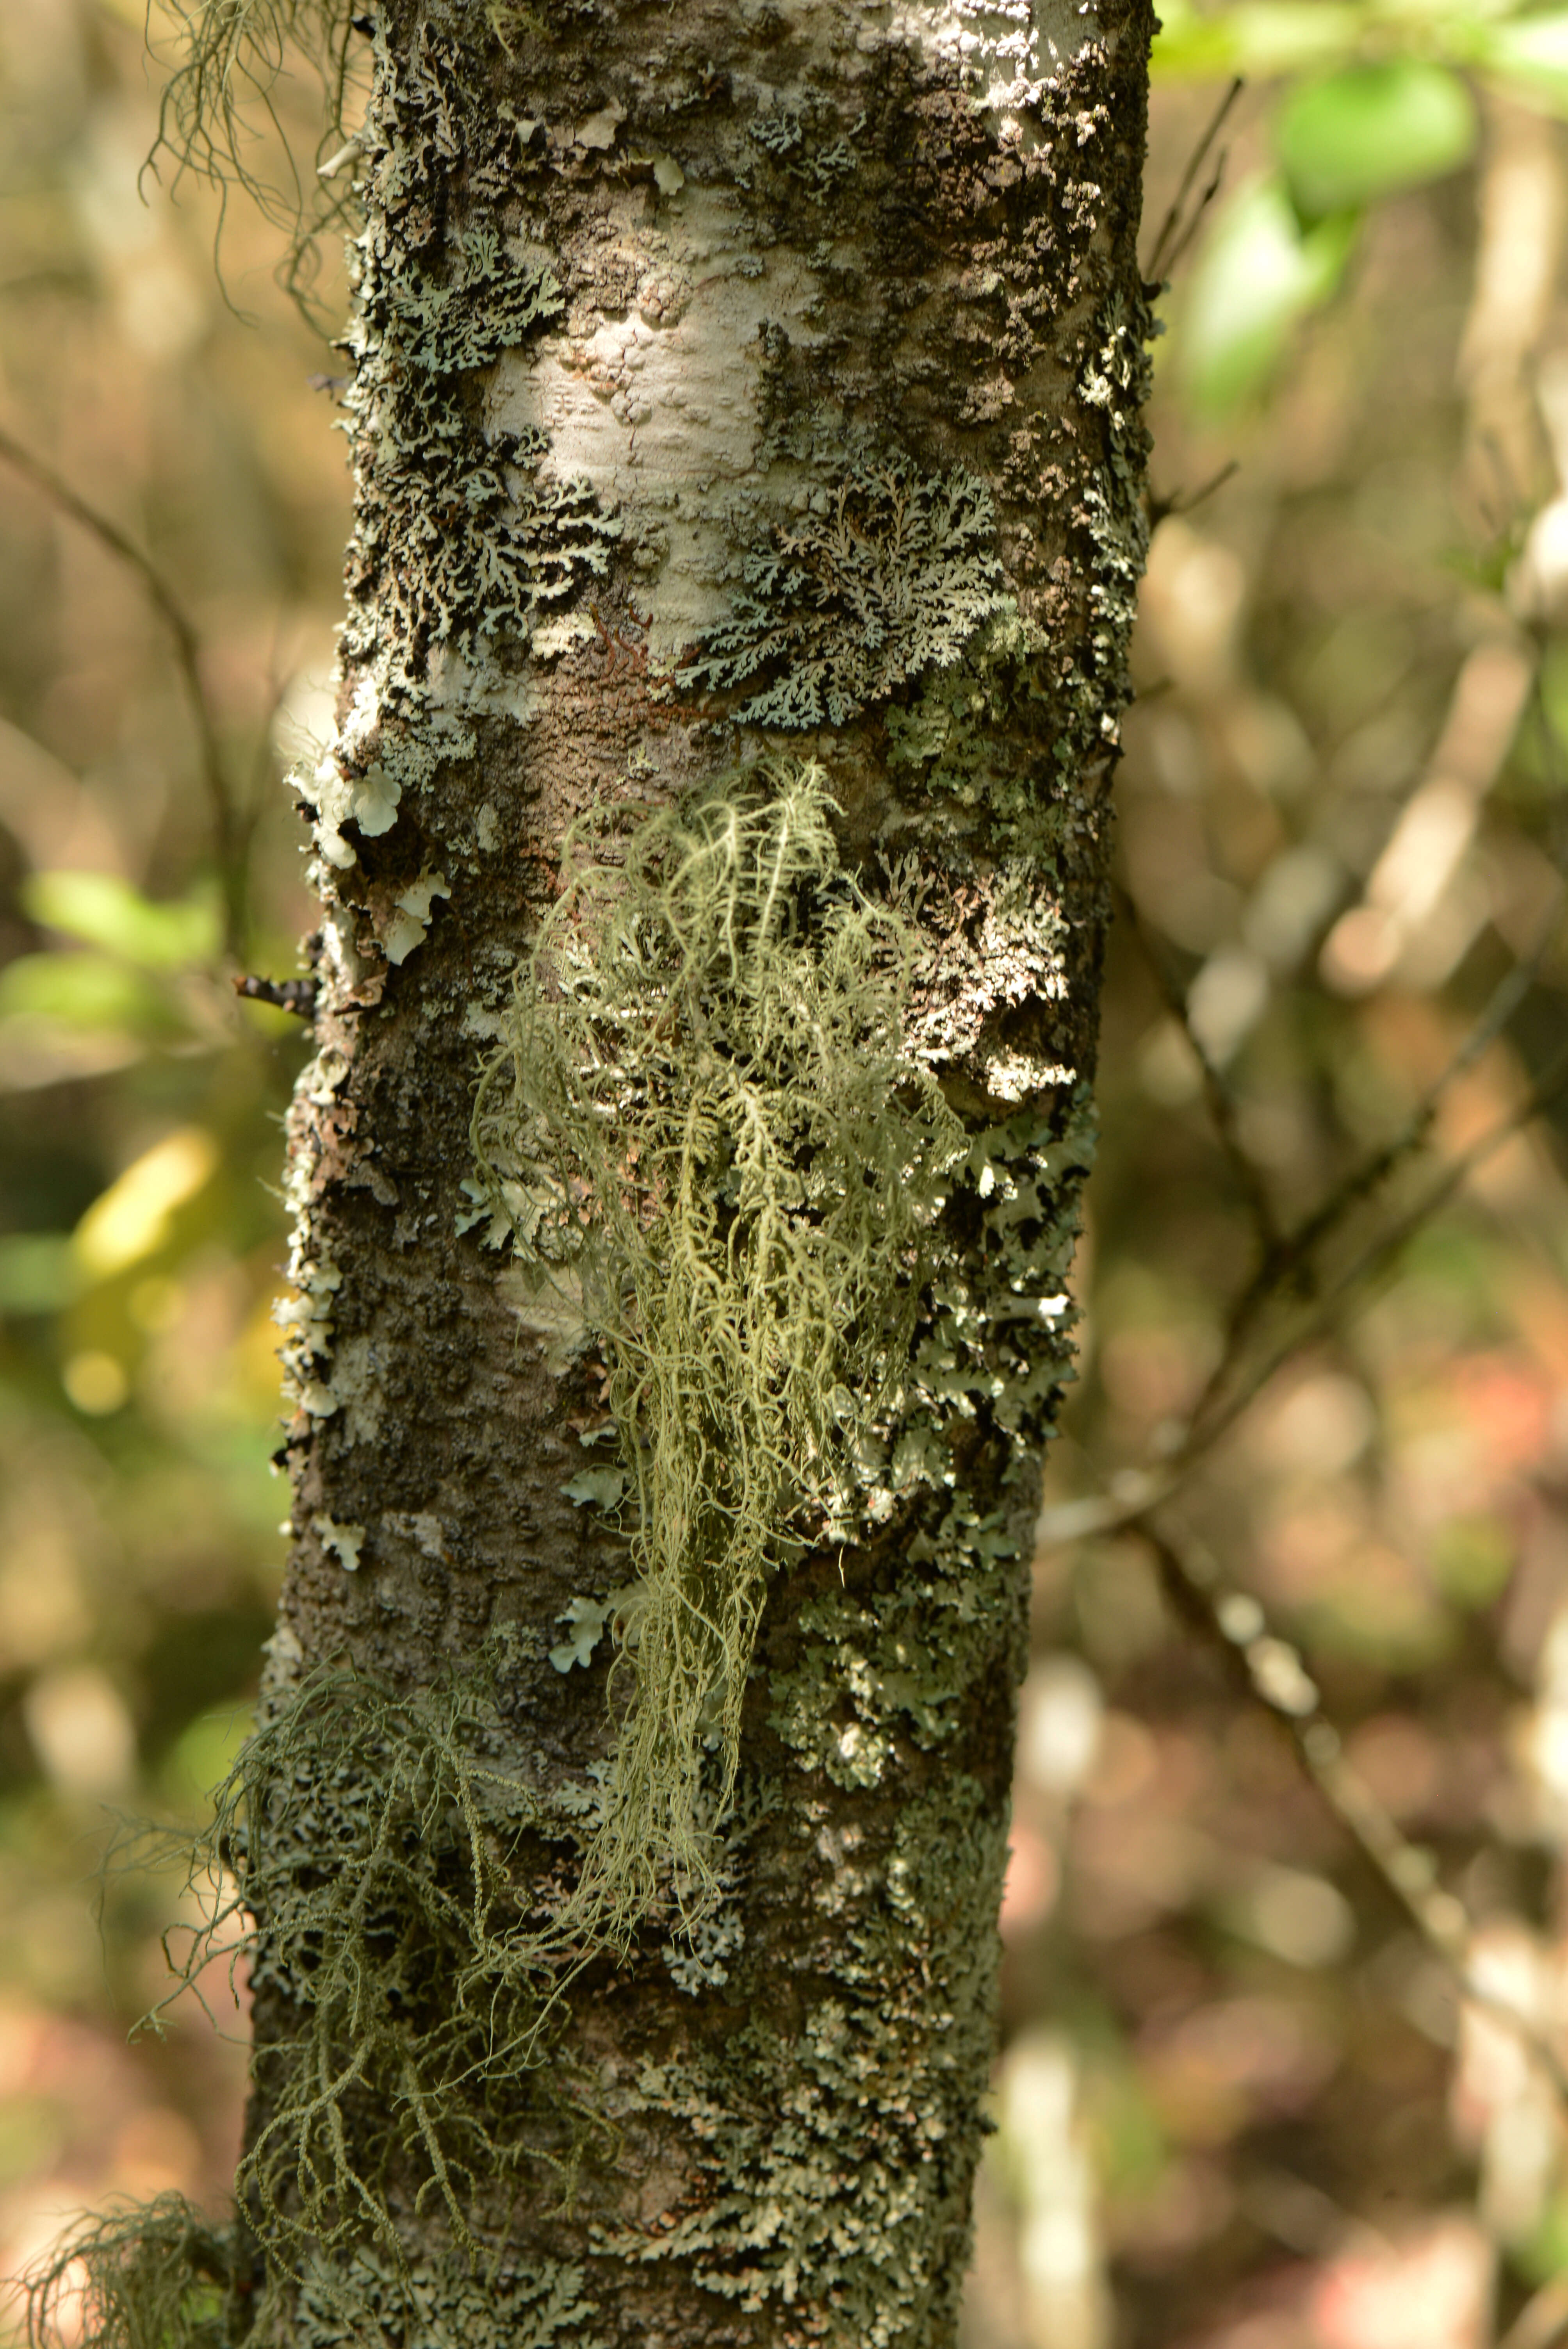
340;24;620;690
679;462;1010;729
613;1779;1009;2346
298;2244;606;2349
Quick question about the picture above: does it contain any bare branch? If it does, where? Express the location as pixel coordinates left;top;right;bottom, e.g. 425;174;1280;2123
1142;1521;1568;2109
1039;1037;1568;1544
1149;458;1240;530
1144;78;1244;286
0;423;248;962
1187;877;1566;1431
1117;880;1285;1261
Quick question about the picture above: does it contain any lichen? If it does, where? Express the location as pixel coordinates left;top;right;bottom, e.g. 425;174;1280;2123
297;2243;606;2349
677;462;1011;730
148;1664;604;2272
884;606;1054;837
771;1098;1096;1790
125;9;1150;2341
615;1779;1009;2345
470;762;966;1932
147;0;362;309
21;2196;606;2349
20;2194;233;2349
338;23;620;696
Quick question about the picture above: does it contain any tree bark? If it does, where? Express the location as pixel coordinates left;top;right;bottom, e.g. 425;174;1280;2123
249;3;1155;2342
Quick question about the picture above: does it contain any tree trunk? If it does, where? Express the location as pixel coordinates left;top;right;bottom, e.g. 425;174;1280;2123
245;3;1154;2342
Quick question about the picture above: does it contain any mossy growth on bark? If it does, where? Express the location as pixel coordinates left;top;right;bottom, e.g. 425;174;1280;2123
470;762;966;1934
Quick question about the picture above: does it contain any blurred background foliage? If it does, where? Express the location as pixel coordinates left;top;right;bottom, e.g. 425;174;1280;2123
2;3;1568;2347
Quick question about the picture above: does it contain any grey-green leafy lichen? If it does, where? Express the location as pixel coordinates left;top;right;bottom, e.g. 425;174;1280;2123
298;2244;606;2348
612;1778;1010;2346
341;28;619;685
678;463;1011;731
772;1098;1095;1788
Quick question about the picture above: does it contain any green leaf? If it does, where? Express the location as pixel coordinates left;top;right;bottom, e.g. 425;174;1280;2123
1152;0;1363;83
1276;62;1476;219
1475;11;1568;116
22;869;221;971
1178;176;1357;420
0;950;175;1034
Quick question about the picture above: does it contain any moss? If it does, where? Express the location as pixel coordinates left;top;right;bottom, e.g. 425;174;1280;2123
677;462;1011;730
470;762;965;1930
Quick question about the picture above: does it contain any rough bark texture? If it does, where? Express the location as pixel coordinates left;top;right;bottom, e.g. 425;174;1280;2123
250;4;1154;2342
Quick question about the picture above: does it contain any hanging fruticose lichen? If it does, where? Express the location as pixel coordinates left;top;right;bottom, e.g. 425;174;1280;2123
137;1663;609;2274
147;0;365;313
470;761;966;1932
20;2194;232;2349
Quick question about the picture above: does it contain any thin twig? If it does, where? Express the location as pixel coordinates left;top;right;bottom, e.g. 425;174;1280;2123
1142;1522;1568;2109
1183;1029;1568;1461
1117;880;1285;1262
1145;78;1244;285
1149;458;1240;531
0;424;246;961
1039;1039;1568;1544
1158;157;1230;284
1187;879;1566;1432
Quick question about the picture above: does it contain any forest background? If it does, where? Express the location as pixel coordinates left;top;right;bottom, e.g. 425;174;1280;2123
2;2;1568;2345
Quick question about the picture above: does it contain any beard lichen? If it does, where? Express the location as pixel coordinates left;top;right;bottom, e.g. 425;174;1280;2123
470;761;966;1935
19;2185;603;2349
22;1661;625;2346
147;0;365;312
21;2194;234;2349
139;1665;613;2285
